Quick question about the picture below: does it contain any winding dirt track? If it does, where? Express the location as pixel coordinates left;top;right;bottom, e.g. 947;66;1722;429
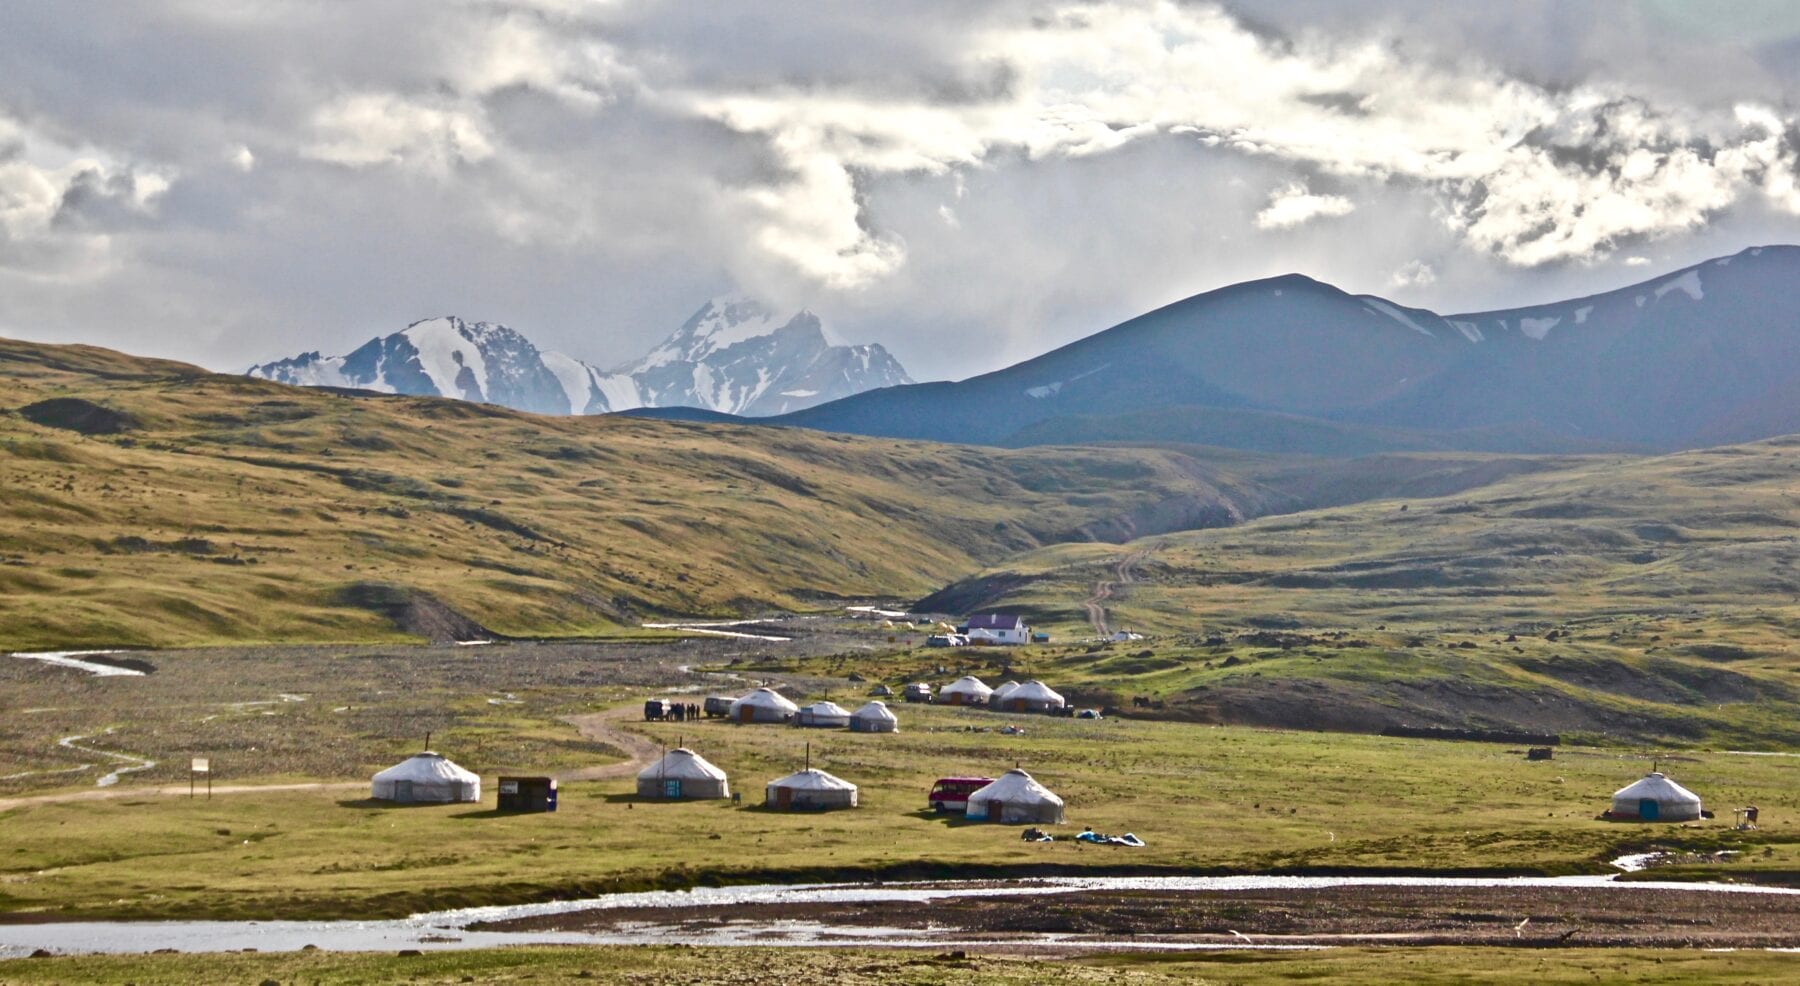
0;704;659;811
1083;549;1148;638
557;704;664;781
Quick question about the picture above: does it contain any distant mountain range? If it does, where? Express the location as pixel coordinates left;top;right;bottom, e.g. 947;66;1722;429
246;297;912;417
748;245;1800;454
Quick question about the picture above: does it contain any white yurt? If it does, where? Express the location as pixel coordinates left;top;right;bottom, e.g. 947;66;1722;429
988;680;1021;707
636;748;730;800
370;752;480;804
795;701;852;728
1000;680;1065;714
849;700;899;733
1609;772;1703;822
729;687;800;724
965;768;1065;824
764;768;859;810
940;675;994;706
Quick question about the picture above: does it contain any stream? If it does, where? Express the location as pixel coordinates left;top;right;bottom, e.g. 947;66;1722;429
4;873;1799;958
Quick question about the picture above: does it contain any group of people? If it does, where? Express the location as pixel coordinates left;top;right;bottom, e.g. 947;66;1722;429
666;702;701;722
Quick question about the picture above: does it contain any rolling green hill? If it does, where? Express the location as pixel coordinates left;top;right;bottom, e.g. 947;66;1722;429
891;438;1800;746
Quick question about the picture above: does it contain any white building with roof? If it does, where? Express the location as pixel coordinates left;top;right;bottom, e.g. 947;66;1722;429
636;748;730;799
370;752;480;804
1609;772;1703;822
965;768;1064;824
849;700;899;733
729;687;800;724
940;675;994;706
764;768;859;810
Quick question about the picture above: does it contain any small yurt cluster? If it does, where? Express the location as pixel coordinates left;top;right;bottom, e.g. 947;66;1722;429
999;680;1066;713
904;674;1066;714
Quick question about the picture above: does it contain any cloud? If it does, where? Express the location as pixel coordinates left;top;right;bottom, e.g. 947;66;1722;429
3;1;1800;379
1390;259;1436;288
0;116;170;277
305;93;495;176
1255;182;1356;229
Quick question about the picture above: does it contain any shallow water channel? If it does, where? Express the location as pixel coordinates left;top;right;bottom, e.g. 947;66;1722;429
4;874;1799;957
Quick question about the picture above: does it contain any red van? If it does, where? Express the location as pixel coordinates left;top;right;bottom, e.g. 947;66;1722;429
928;776;995;813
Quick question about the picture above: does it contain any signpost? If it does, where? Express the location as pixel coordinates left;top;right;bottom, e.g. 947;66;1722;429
191;757;210;799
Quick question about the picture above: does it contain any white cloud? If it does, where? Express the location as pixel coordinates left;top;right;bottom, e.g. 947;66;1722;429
1390;259;1436;288
304;93;494;176
0;116;170;277
1255;182;1356;229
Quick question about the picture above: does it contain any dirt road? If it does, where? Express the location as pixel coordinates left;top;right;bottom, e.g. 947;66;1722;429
557;704;664;781
1083;549;1148;638
0;704;660;811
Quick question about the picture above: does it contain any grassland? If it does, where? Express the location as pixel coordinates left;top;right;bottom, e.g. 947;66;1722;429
0;338;1292;649
1;336;1597;650
3;945;1798;985
888;438;1800;746
1;646;1795;921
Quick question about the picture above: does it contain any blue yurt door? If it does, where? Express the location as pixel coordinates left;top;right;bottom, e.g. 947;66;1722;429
1639;798;1659;820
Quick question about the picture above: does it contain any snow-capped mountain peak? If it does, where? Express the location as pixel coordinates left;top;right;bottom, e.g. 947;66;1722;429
247;297;911;418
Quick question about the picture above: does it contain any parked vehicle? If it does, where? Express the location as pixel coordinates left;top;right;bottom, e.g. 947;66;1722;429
702;695;735;718
643;699;673;721
928;776;996;813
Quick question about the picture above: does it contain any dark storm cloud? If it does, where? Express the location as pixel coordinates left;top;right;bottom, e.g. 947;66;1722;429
3;1;1800;381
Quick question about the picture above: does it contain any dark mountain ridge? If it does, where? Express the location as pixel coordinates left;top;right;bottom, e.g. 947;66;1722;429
761;246;1800;454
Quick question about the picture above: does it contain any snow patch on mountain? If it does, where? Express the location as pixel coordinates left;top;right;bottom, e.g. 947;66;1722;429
1655;269;1704;302
1361;298;1435;337
1519;316;1560;340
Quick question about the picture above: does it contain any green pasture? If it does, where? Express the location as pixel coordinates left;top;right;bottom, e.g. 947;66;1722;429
1;703;1794;921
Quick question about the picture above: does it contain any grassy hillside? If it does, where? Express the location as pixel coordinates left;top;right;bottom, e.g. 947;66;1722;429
0;337;1590;649
883;439;1800;746
0;338;1282;648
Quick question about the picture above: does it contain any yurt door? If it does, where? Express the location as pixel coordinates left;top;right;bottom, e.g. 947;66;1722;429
394;780;413;801
776;787;792;808
739;705;754;723
1640;799;1660;821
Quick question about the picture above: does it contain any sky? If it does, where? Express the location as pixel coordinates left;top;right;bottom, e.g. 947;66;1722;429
6;0;1800;382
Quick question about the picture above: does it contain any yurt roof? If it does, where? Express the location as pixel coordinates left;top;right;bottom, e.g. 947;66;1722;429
1613;772;1702;804
733;687;799;712
942;676;993;697
1009;680;1064;703
637;748;728;782
991;680;1020;697
766;768;857;792
852;700;897;721
802;701;851;717
969;768;1063;806
372;752;478;783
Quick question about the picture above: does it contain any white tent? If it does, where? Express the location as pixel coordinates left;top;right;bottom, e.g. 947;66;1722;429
999;680;1065;713
1610;772;1703;822
764;768;859;810
988;681;1020;707
849;700;899;733
729;687;800;724
370;752;480;804
940;675;994;706
796;700;851;728
965;768;1064;824
636;748;730;799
